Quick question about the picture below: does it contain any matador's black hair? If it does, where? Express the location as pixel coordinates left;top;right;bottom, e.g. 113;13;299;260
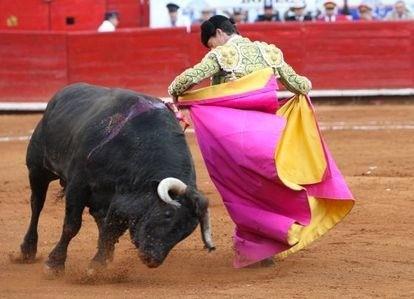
200;15;239;48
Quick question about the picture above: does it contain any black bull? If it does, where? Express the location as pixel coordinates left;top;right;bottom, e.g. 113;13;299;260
18;83;215;273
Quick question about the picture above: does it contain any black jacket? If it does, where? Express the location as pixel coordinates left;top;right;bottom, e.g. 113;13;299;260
256;13;280;22
285;13;313;21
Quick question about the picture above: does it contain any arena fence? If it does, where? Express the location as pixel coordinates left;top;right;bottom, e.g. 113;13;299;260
0;22;413;110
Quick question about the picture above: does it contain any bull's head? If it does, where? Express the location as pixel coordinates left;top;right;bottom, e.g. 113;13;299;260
132;178;215;268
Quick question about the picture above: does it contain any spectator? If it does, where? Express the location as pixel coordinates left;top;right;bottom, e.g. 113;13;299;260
194;7;215;24
98;11;119;32
317;1;349;22
374;1;392;19
385;0;413;20
183;0;210;23
358;3;375;20
285;0;313;22
256;1;280;22
232;8;247;24
165;3;189;28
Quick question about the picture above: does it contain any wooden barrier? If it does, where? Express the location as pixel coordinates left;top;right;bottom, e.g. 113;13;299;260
0;22;413;103
0;0;149;31
0;31;68;102
67;28;190;94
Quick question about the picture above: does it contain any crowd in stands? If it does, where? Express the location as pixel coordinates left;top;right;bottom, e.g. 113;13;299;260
235;0;412;23
240;0;411;23
98;0;413;32
166;0;413;27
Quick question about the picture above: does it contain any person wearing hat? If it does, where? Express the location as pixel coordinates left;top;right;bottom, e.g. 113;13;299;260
164;3;190;29
357;2;375;21
317;1;349;22
193;7;215;24
285;0;313;21
98;11;119;32
232;8;247;24
168;14;311;100
255;1;280;22
385;0;413;20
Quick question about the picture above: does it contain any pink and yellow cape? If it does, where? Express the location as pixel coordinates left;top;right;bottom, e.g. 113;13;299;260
178;68;354;268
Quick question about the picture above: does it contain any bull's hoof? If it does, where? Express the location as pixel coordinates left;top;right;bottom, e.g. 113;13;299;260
8;251;38;264
43;263;65;279
86;261;106;278
86;267;97;278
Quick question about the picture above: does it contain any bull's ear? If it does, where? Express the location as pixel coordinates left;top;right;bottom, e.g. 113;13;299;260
185;187;215;251
185;187;208;217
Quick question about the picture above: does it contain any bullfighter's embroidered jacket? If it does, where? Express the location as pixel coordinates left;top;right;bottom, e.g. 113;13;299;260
168;35;312;97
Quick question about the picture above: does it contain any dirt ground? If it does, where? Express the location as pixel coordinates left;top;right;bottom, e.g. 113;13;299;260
0;104;413;298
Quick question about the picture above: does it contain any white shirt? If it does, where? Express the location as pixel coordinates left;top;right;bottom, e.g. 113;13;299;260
324;15;336;22
153;15;191;32
98;20;116;32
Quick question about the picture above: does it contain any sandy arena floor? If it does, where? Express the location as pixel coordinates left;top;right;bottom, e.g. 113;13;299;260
0;104;413;298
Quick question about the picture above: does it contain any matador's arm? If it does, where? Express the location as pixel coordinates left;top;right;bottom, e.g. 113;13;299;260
168;52;220;97
276;61;312;95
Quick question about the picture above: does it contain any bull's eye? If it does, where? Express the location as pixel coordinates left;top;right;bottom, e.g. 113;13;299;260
164;210;174;218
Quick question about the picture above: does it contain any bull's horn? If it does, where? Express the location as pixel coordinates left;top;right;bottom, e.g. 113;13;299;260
200;209;215;251
157;177;187;207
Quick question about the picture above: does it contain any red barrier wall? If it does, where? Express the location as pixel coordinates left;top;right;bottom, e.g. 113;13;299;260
106;0;149;28
49;0;106;31
0;22;413;102
302;22;413;89
0;0;149;31
0;32;68;101
67;28;191;93
0;0;50;30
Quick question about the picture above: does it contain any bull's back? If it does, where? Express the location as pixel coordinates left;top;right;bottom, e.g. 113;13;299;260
30;83;170;175
43;83;119;138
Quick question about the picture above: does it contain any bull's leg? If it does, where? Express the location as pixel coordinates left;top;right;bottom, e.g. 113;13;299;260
19;167;56;262
89;208;128;271
45;185;88;274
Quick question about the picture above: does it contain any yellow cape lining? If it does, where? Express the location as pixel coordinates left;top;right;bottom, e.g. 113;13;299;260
279;197;354;259
179;68;274;101
276;95;354;259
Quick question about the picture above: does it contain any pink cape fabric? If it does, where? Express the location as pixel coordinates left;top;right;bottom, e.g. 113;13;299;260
179;76;353;268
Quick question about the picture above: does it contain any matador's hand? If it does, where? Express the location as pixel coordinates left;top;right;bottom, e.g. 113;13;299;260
165;102;190;131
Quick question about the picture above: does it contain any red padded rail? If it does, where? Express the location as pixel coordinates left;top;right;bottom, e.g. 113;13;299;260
0;0;149;31
67;28;191;94
49;0;106;31
106;0;143;28
0;22;413;102
0;0;50;31
0;31;68;102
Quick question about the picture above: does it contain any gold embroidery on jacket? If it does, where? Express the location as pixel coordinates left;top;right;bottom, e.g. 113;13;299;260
168;36;312;96
168;53;220;97
212;44;240;72
277;63;312;95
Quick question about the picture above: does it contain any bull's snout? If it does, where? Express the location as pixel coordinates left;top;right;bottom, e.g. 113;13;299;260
138;251;163;268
